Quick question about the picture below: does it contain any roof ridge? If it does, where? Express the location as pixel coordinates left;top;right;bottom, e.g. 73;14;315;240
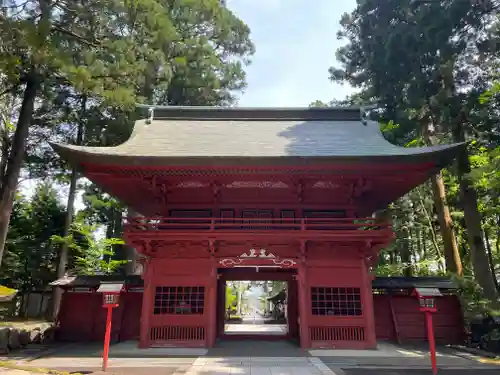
135;105;364;122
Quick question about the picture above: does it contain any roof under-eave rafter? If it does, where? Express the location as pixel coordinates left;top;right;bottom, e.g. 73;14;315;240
51;106;465;169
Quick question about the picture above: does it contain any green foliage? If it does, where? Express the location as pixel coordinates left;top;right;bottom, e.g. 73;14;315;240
225;284;237;311
0;182;65;290
455;275;500;320
51;222;126;276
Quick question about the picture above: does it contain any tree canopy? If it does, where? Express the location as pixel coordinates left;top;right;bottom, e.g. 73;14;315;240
324;0;500;310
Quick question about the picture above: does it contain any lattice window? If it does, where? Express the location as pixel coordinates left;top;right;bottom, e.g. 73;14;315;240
311;287;362;316
104;294;119;305
154;286;205;315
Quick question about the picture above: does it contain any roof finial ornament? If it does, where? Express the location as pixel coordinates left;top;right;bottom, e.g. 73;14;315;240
146;107;155;125
359;104;377;126
360;106;368;126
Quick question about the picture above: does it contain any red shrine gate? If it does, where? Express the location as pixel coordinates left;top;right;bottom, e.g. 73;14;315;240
51;106;463;349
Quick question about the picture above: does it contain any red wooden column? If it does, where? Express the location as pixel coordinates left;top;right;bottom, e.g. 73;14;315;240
139;258;154;348
216;279;226;338
297;260;311;348
206;259;218;347
360;258;377;348
287;278;299;339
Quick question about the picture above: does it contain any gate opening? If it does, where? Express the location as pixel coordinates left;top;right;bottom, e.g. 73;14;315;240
224;280;288;336
217;268;299;341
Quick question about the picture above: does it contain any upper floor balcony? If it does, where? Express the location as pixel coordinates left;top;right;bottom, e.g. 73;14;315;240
123;217;393;242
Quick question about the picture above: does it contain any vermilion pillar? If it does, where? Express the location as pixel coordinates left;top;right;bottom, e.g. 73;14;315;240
297;262;311;348
206;260;218;347
139;259;153;348
360;258;377;348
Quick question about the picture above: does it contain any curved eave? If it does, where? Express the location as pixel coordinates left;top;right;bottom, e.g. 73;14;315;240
51;142;465;170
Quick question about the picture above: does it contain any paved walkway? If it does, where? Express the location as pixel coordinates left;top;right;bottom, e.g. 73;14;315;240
225;324;288;335
16;340;500;375
24;357;332;375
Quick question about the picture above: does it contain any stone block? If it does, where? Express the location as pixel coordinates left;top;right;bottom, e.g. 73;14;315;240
18;329;31;346
0;327;9;354
41;326;55;344
30;328;42;344
8;328;21;350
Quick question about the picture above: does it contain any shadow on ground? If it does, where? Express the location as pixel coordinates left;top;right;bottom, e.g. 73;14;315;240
206;340;306;357
343;370;500;375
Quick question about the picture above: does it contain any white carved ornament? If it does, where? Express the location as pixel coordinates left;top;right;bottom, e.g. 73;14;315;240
240;248;275;258
312;181;340;189
226;181;288;189
218;249;296;268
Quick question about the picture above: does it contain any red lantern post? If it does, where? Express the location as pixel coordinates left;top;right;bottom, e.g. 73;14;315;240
97;282;124;372
412;287;443;375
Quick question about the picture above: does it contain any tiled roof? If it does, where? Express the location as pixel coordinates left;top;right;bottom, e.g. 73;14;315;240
49;275;458;291
372;276;457;290
50;106;464;168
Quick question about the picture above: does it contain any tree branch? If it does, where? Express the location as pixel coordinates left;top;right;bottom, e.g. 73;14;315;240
51;24;101;47
0;83;21;98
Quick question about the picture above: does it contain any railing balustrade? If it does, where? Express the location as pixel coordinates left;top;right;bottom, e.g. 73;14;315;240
123;217;391;232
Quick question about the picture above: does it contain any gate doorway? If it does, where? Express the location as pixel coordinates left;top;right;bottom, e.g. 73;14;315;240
216;268;299;342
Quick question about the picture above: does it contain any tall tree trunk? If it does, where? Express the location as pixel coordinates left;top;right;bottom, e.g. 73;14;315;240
496;215;500;256
416;227;424;260
422;229;429;260
430;173;463;275
236;282;243;315
263;281;270;313
50;98;85;320
416;188;442;259
400;225;413;277
484;227;499;292
423;122;462;275
0;119;9;185
452;119;498;300
0;77;39;266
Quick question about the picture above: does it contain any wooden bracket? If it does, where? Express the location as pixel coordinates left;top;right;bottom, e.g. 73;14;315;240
211;182;220;203
142;239;152;257
299;240;307;256
144;176;168;205
208;240;217;255
352;177;373;198
294;180;304;203
348;181;356;204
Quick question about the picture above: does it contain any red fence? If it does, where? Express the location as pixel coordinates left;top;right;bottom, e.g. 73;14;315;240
373;293;465;344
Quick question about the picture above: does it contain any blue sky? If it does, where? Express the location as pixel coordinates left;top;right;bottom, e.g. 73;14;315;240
226;0;357;107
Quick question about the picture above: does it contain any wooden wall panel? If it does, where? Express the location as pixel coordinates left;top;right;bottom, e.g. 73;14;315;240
373;294;396;340
389;295;465;344
57;292;100;342
119;292;143;341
